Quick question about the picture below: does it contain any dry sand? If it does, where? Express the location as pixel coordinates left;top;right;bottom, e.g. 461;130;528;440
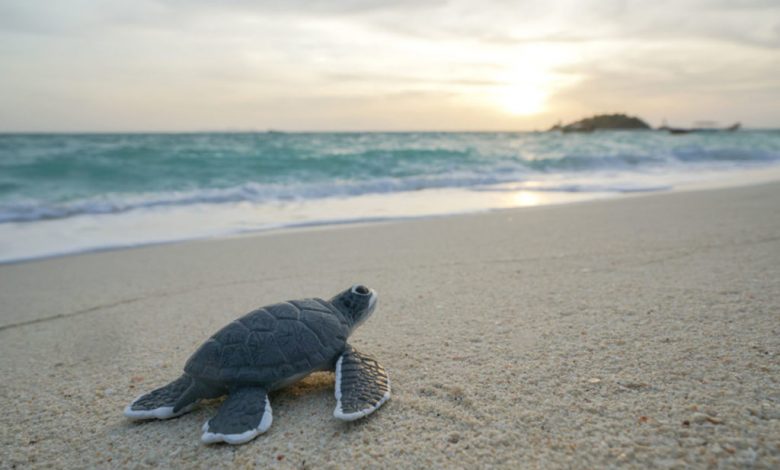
1;182;779;468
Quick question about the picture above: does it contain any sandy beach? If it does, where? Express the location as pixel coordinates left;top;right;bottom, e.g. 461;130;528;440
1;181;779;468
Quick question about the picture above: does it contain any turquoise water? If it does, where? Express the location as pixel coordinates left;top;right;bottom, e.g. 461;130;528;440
1;130;779;262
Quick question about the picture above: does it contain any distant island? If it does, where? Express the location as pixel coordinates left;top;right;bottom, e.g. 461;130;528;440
548;113;741;134
548;113;651;133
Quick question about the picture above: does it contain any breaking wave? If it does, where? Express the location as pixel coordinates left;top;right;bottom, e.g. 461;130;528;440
1;130;779;224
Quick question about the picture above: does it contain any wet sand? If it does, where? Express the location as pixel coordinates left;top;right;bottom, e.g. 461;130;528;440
1;182;779;468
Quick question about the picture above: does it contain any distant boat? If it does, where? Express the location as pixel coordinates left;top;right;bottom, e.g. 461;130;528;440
662;122;741;135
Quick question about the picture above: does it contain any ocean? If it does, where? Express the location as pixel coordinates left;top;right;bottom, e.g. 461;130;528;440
2;130;779;263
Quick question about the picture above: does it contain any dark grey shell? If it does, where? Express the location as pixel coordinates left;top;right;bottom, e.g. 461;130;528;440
184;299;349;385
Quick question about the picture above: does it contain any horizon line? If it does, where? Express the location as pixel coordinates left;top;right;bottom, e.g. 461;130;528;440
1;127;777;135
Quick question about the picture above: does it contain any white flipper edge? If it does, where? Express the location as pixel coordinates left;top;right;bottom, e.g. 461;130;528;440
201;396;273;445
123;394;196;420
333;355;392;422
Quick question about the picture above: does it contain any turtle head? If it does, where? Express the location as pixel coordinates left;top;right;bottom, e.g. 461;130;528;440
330;284;378;331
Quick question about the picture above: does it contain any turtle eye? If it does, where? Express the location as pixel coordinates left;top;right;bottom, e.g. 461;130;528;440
352;285;370;295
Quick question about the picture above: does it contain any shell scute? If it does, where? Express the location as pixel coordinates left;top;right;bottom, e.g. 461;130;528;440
196;340;222;368
303;310;346;345
291;299;332;314
221;344;250;369
214;321;250;345
265;302;300;320
295;325;325;356
238;308;277;332
251;334;289;368
272;320;305;358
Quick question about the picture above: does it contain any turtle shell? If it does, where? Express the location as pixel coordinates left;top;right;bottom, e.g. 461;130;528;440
184;298;349;385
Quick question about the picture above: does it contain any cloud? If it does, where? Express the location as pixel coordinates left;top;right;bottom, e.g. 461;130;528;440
0;0;444;36
2;0;777;47
354;0;780;49
0;0;778;130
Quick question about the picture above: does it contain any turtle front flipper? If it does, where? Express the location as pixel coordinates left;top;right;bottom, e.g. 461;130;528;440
201;387;272;445
333;346;391;421
125;375;211;420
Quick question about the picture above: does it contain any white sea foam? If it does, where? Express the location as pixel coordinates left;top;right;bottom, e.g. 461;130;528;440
2;165;780;264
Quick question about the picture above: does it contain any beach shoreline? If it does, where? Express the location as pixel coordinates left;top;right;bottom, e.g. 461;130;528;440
1;180;779;468
3;164;780;266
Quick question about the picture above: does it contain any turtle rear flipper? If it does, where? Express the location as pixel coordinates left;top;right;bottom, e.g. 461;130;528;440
333;346;390;421
201;387;272;445
125;375;195;420
124;375;222;420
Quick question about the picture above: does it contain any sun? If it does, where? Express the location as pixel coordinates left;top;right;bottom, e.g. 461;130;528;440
495;62;552;116
500;84;548;116
492;45;579;116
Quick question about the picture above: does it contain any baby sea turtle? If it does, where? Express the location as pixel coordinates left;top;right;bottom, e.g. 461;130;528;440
124;285;390;445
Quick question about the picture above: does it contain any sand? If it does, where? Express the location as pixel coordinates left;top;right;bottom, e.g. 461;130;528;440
1;182;779;468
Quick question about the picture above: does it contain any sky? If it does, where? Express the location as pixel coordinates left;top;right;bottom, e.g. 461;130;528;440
0;0;778;132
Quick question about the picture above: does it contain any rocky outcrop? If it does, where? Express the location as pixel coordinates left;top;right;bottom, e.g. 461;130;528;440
549;114;651;133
